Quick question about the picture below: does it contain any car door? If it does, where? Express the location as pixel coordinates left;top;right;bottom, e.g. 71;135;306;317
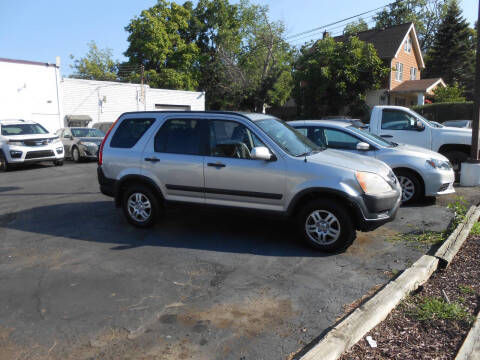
378;109;430;148
203;118;285;212
62;128;74;156
142;116;208;204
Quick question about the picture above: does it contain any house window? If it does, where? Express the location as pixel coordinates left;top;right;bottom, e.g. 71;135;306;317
395;62;403;81
410;67;417;80
404;37;412;53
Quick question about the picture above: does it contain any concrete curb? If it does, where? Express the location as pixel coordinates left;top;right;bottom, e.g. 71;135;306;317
455;310;480;360
435;206;480;267
299;205;479;360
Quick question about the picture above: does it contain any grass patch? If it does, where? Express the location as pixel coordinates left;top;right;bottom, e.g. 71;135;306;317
471;222;480;236
407;296;472;322
458;284;475;295
447;196;469;228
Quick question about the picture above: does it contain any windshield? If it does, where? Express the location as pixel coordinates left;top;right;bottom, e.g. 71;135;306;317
347;126;395;147
255;118;323;156
410;110;443;128
1;123;49;136
71;128;105;138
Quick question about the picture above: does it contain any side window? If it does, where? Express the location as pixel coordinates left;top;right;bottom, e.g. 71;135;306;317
63;129;71;138
154;118;207;155
110;118;155;148
294;127;327;147
294;127;308;136
209;120;265;159
381;110;416;130
323;128;360;150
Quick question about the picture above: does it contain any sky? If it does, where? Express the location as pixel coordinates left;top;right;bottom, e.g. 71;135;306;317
0;0;478;76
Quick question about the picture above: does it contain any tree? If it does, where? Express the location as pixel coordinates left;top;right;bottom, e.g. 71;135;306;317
374;0;448;50
423;0;475;99
70;41;118;81
344;18;369;35
293;37;389;118
434;85;466;103
124;0;200;90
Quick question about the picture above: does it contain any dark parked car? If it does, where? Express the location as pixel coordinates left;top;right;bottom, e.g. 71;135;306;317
56;127;105;162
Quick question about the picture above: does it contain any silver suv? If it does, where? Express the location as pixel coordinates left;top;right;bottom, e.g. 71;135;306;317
97;112;401;252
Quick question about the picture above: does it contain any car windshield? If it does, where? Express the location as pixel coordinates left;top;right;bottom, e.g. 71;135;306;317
254;118;323;156
347;126;396;147
411;110;443;128
1;123;49;136
71;128;105;137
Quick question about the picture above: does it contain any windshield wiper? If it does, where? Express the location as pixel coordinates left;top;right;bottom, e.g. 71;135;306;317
296;148;324;157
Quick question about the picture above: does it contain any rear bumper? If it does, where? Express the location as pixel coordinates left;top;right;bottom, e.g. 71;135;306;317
97;166;116;197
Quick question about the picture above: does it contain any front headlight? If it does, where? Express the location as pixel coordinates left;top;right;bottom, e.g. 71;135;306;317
425;158;451;170
8;140;23;146
82;142;98;147
355;171;392;195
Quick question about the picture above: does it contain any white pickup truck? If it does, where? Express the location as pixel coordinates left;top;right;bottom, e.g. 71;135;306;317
368;106;473;172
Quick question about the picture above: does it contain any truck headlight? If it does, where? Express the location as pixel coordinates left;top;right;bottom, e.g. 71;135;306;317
426;159;451;170
8;140;23;146
82;142;97;147
355;171;392;195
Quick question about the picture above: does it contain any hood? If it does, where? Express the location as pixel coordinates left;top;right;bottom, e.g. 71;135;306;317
436;126;472;146
77;137;103;145
390;143;449;161
2;133;57;141
307;149;392;177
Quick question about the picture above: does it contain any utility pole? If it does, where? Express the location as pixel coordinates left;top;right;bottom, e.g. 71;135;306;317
471;0;480;161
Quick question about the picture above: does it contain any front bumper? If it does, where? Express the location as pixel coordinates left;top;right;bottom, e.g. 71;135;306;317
79;144;99;159
423;169;456;197
5;143;64;164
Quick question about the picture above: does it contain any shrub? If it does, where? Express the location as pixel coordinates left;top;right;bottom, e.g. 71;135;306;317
411;102;474;122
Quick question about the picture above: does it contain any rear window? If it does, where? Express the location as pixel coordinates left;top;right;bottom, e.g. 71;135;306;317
110;118;155;148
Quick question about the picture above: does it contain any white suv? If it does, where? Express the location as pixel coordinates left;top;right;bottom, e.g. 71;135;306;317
0;119;65;170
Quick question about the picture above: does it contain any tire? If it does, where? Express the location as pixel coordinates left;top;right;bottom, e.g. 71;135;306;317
72;147;81;163
54;160;64;166
297;199;355;252
443;150;468;181
0;151;9;171
122;184;159;228
394;169;422;204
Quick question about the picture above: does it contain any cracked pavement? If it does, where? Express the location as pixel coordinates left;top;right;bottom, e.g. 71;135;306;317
0;161;469;360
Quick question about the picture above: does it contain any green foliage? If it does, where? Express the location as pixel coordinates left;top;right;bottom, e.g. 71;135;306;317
423;0;475;99
408;296;471;321
447;196;469;228
470;222;480;236
434;85;466;103
459;284;475;295
344;18;369;35
70;41;118;81
293;36;389;118
124;0;200;90
374;0;449;50
412;102;473;122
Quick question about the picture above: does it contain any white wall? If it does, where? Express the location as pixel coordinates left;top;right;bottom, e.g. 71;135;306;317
0;60;62;132
366;89;389;108
62;78;205;127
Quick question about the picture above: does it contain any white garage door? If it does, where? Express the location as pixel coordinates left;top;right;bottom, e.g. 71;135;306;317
154;104;191;111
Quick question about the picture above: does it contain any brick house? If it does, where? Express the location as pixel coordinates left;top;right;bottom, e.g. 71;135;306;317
335;22;446;107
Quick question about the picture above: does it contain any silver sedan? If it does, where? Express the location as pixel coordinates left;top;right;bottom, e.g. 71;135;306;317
290;120;455;204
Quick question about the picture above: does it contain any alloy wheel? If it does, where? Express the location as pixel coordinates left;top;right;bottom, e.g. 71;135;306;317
398;175;415;203
127;192;152;222
305;210;341;245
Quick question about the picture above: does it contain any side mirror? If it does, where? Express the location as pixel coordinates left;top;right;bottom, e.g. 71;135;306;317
415;120;425;131
251;146;272;160
356;142;370;151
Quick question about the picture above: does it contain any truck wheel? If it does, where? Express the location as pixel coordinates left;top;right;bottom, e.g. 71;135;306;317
394;169;422;204
72;147;81;163
443;150;468;180
122;184;159;228
0;151;9;171
54;160;64;166
298;199;355;252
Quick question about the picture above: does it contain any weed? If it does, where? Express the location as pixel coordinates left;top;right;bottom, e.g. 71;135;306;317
471;222;480;236
448;196;469;228
407;296;472;322
459;285;475;295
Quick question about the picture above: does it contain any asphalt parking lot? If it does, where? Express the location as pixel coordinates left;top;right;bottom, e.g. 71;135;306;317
0;162;478;360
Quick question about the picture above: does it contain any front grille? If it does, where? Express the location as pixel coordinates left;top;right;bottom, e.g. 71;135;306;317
25;150;55;159
23;138;53;147
438;183;450;192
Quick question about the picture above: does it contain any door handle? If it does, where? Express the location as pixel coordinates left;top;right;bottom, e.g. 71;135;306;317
144;157;160;163
207;162;226;168
380;135;393;138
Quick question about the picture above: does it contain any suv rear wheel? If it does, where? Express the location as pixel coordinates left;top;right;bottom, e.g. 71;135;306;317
298;199;355;252
122;185;159;227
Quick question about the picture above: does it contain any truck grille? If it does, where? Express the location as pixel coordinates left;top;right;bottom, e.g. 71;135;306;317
23;138;53;146
25;150;55;159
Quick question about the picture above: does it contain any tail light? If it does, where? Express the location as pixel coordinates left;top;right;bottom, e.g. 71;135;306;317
98;118;118;165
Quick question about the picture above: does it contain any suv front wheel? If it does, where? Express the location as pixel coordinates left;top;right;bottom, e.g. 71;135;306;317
122;185;159;227
298;199;355;252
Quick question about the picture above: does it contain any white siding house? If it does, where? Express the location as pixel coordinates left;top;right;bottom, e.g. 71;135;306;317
62;78;205;127
0;57;206;133
0;58;63;133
